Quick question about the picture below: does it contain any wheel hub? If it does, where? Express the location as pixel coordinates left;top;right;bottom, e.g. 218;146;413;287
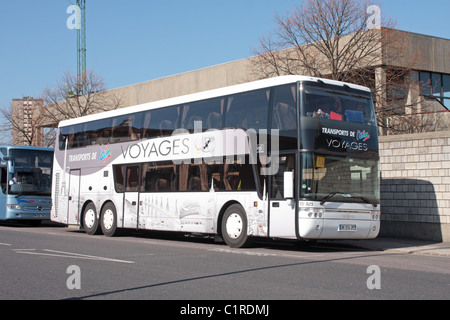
226;213;243;239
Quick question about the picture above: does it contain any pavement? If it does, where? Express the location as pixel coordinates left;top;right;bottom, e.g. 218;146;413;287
339;237;450;258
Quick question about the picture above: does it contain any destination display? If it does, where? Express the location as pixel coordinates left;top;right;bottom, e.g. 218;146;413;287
301;117;379;157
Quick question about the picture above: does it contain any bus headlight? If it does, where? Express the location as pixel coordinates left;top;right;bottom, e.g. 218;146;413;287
7;204;22;210
307;208;324;218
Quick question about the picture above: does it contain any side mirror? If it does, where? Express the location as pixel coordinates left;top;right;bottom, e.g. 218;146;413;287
284;171;294;199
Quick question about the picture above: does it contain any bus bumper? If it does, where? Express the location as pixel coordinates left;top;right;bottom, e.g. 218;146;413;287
5;207;50;221
298;205;380;240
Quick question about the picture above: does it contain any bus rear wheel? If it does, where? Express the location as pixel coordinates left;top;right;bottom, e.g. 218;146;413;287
221;204;250;248
83;202;101;235
100;202;119;237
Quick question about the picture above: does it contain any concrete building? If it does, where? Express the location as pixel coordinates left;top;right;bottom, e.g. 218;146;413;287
12;97;44;146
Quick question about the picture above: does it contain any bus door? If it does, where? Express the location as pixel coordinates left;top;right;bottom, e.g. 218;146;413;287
268;154;297;238
68;169;81;225
123;165;141;229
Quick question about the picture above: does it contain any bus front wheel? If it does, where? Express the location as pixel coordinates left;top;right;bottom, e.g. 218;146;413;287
221;204;250;248
100;202;118;237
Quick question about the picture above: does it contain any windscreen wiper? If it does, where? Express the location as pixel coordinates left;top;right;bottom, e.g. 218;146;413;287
320;192;378;208
15;192;34;198
320;192;342;205
356;196;378;208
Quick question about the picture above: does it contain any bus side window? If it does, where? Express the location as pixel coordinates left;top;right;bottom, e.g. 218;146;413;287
225;89;270;130
271;84;297;151
111;114;143;143
141;162;176;192
145;106;180;138
187;162;208;191
181;98;223;132
207;164;224;191
67;125;78;149
70;124;84;148
88;118;112;146
142;111;153;139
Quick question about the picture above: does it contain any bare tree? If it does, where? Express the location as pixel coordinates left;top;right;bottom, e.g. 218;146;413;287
251;0;394;80
36;70;123;146
0;71;123;147
251;0;444;134
40;70;123;127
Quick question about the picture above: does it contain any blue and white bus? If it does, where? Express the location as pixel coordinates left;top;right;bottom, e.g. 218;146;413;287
51;76;380;247
0;145;53;225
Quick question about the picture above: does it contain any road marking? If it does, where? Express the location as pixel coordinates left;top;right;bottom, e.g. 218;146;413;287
14;249;135;264
0;243;12;246
209;248;278;257
281;254;325;259
209;248;325;259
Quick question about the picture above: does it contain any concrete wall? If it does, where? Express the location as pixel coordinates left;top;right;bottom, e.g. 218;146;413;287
397;30;450;74
106;58;255;108
379;131;450;242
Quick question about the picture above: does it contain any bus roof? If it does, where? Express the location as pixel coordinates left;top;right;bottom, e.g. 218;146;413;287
0;145;53;152
58;75;371;128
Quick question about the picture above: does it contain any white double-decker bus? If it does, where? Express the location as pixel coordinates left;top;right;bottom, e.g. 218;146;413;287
51;76;380;247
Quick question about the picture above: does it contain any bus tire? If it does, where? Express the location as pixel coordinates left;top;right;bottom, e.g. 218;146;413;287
83;202;101;235
221;204;250;248
100;202;118;237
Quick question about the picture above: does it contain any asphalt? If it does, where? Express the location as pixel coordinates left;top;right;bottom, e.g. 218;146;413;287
338;237;450;258
6;221;450;258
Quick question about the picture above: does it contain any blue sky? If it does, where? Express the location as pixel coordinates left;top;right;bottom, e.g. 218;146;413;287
1;0;449;110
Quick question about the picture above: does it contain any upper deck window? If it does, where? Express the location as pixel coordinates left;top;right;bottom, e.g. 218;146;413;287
300;82;378;157
304;90;376;126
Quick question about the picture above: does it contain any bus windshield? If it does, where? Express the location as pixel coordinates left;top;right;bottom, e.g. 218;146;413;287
301;153;379;206
8;149;53;196
299;82;380;205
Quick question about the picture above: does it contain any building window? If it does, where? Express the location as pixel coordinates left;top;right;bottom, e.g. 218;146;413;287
444;75;450;109
420;72;450;109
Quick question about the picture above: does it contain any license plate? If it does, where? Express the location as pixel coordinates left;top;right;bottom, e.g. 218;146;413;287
339;224;357;232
